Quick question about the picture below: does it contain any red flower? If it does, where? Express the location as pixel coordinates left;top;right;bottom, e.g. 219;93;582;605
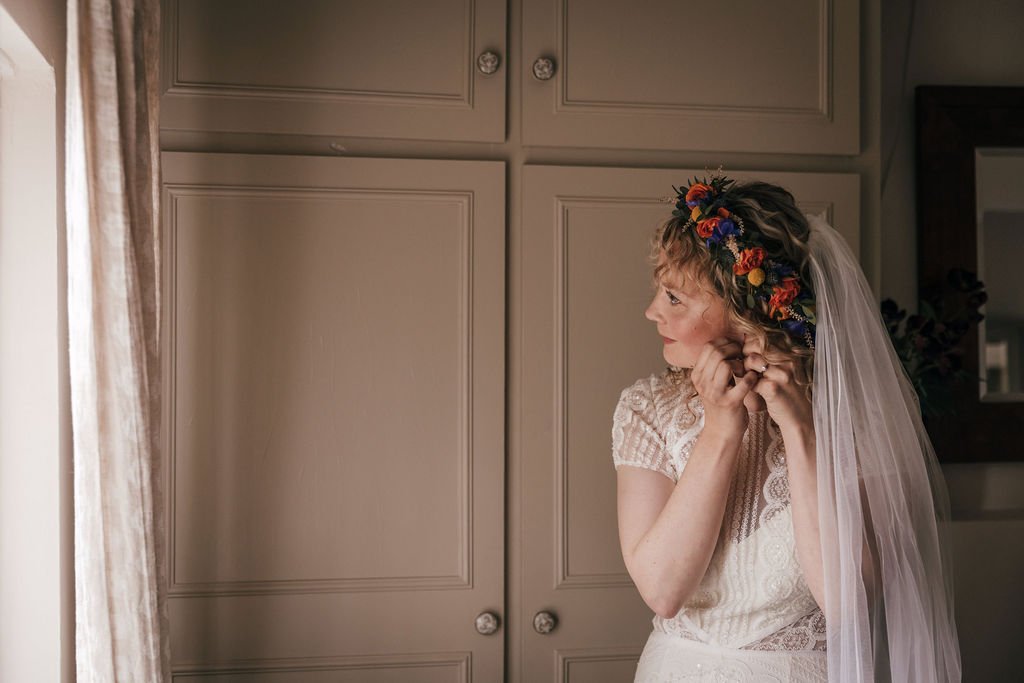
686;182;712;205
733;247;765;275
695;217;720;238
769;277;801;317
716;207;731;218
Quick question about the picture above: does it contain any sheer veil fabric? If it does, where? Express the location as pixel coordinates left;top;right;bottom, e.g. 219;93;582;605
806;213;962;682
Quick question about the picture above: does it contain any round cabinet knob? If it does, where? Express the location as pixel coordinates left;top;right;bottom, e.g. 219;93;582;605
532;57;556;81
477;50;501;75
475;611;501;635
533;610;558;634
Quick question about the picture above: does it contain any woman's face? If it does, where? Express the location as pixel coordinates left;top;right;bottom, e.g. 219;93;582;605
644;257;734;368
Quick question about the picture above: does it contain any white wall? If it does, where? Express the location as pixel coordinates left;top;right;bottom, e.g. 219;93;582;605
881;1;1024;680
0;0;68;681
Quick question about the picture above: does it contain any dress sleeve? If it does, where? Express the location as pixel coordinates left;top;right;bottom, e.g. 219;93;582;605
611;378;678;481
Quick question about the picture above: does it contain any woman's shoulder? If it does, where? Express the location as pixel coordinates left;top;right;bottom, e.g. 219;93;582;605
614;367;703;453
616;367;698;416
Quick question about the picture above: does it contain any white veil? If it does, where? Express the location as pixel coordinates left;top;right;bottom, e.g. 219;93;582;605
806;212;962;682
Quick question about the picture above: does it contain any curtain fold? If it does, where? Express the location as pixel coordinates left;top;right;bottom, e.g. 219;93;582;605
66;0;168;680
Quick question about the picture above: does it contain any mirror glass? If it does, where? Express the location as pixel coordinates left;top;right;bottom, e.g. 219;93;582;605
976;147;1024;400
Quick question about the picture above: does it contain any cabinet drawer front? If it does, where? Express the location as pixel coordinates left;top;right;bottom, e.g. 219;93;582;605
162;0;506;142
522;0;859;154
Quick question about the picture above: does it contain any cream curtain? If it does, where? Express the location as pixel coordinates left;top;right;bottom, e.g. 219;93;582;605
66;0;168;680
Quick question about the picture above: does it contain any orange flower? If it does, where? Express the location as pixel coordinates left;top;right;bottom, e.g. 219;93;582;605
716;207;731;218
695;217;720;238
733;247;765;275
686;182;712;205
769;277;801;317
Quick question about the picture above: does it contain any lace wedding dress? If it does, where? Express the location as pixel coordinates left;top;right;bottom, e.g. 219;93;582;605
612;368;828;682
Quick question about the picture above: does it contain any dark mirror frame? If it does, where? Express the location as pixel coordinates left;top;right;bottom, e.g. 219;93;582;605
916;85;1024;463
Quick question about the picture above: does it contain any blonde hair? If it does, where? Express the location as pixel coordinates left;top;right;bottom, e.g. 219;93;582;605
649;180;814;399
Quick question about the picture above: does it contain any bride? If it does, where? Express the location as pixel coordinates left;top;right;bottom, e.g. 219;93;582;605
612;174;962;682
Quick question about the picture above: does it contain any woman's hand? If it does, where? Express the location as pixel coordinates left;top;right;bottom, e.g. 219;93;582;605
741;336;813;435
691;338;759;439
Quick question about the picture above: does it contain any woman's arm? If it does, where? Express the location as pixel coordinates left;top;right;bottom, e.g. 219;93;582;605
616;338;757;619
783;423;879;619
617;426;744;618
779;423;826;610
739;337;877;618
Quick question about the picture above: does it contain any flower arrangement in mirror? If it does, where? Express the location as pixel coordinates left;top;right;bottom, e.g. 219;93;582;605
881;268;987;418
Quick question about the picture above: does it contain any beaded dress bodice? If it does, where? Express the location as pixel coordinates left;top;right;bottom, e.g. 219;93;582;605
611;369;827;652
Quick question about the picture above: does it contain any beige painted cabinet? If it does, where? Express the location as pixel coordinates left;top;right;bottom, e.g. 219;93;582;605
159;1;864;680
161;0;859;154
161;152;506;680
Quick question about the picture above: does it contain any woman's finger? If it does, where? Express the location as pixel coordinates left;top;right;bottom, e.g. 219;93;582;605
692;341;719;385
744;352;769;374
714;340;744;372
690;346;708;387
710;358;735;397
775;357;796;374
726;370;758;400
709;338;741;361
695;339;739;380
762;364;792;385
752;376;777;400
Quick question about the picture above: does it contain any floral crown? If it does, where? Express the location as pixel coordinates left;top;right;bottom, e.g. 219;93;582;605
663;172;817;349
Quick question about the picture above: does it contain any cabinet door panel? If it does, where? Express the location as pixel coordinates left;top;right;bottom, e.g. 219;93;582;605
162;153;505;679
519;164;858;681
161;0;506;142
522;0;859;154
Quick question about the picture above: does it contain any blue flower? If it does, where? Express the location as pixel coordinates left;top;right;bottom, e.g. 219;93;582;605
717;218;738;238
773;261;795;278
783;319;806;336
